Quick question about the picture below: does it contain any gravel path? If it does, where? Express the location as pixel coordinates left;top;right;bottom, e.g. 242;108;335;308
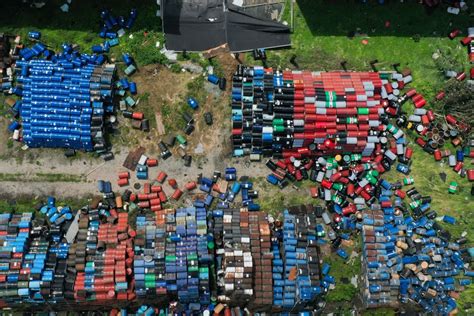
0;145;269;198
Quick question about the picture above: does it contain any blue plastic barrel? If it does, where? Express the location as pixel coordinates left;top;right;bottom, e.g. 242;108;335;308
28;31;41;40
207;74;219;85
187;97;198;110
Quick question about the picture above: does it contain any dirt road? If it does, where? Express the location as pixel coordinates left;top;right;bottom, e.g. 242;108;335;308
0;144;269;198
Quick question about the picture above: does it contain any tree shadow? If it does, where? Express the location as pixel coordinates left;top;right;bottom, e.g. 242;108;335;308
0;0;161;33
296;0;472;38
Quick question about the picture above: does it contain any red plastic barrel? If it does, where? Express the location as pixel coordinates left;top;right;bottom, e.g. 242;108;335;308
453;161;463;172
148;198;160;207
185;181;197;190
146;159;158;167
416;138;426;147
414;98;426;108
395;189;406;199
435;91;445;100
406;89;417;98
460;36;472;46
144;182;150;194
434;149;442;161
117;178;129;187
118;171;130;179
157;171;167;183
445;115;457;125
467;170;474;181
427;110;434;121
448;29;460;39
151;185;162;193
151;205;162;212
171;189;183;200
168;178;178;189
158;191;167;203
456;72;466;81
138;201;150;208
342;204;356;216
132;112;144;120
321;179;332;189
137;193;148;201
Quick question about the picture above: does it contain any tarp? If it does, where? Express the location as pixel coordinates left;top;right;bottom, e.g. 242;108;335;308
161;0;291;52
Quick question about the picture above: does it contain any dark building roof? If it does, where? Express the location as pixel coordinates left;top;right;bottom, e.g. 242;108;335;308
161;0;291;52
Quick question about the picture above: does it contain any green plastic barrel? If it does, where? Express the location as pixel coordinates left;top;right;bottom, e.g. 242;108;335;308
357;108;369;115
176;135;187;145
273;118;284;126
273;125;285;133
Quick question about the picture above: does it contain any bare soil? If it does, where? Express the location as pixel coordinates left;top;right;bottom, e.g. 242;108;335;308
0;56;269;198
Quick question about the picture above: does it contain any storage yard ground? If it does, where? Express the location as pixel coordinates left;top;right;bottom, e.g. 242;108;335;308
0;0;473;314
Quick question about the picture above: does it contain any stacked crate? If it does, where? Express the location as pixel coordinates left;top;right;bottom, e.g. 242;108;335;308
17;59;115;152
231;66;384;158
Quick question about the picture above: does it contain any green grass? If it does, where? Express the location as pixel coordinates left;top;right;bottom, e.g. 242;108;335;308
269;2;474;312
324;236;361;303
0;172;84;182
0;0;168;75
164;75;207;132
269;0;471;100
0;195;90;214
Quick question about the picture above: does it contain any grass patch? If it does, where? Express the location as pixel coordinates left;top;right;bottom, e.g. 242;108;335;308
161;75;206;132
265;0;471;100
136;92;157;129
0;172;84;182
324;236;361;303
0;0;163;66
0;195;92;214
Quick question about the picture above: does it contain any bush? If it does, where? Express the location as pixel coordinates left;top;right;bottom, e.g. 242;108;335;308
434;80;474;125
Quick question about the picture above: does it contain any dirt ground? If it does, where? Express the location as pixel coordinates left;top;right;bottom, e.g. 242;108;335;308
0;54;273;198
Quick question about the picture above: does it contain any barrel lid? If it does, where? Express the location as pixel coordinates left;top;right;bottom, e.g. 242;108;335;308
144;255;153;262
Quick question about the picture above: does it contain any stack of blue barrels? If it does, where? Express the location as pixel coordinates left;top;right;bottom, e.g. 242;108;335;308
280;211;298;308
273;209;324;311
16;53;115;152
